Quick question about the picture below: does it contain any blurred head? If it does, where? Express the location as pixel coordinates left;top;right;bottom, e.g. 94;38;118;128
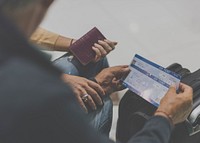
0;0;54;37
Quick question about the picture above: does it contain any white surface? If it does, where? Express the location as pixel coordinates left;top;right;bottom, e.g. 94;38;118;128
110;105;118;141
41;0;200;71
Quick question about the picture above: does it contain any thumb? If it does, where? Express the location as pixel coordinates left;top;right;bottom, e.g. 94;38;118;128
112;65;130;75
167;85;176;95
113;66;130;80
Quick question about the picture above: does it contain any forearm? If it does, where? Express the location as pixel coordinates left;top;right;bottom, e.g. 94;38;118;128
127;116;173;143
30;27;72;52
54;35;73;52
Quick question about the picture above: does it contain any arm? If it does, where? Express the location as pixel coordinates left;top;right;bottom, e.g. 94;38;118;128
30;27;73;51
127;116;173;143
13;73;192;143
128;83;193;143
95;66;193;143
31;27;117;63
34;83;191;143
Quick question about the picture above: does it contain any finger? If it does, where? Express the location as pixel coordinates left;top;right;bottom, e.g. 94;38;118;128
166;86;177;95
113;42;118;45
98;40;113;53
79;100;88;113
179;83;193;97
86;95;97;110
114;65;130;70
104;39;118;48
78;87;97;111
121;65;129;68
179;83;193;93
112;65;130;77
112;79;125;90
87;80;105;95
94;43;107;57
92;47;101;62
106;66;130;81
74;88;89;113
77;95;88;113
84;85;103;105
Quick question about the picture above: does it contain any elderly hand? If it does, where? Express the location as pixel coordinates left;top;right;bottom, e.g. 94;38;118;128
155;83;193;125
95;65;130;95
62;74;105;113
92;39;117;62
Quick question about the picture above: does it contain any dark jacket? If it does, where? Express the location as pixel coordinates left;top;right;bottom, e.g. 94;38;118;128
0;11;173;143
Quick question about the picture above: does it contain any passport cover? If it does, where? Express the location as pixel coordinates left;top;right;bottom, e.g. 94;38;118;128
69;27;106;65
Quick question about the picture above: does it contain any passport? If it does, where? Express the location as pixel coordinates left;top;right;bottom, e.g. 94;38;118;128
69;27;106;65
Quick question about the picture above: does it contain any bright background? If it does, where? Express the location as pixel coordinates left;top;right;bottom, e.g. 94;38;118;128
40;0;200;140
41;0;200;72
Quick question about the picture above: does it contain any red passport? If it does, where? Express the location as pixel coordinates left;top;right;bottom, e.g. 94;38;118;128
69;27;106;65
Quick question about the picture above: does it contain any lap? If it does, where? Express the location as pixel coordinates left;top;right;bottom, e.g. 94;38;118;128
53;53;112;136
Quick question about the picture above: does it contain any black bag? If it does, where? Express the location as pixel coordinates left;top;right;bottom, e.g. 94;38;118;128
116;63;200;143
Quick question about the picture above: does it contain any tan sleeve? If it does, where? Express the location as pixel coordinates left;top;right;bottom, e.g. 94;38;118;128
30;27;72;51
30;27;59;50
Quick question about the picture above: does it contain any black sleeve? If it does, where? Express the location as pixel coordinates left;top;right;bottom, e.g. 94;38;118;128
46;85;172;143
3;85;172;143
42;92;173;143
127;116;173;143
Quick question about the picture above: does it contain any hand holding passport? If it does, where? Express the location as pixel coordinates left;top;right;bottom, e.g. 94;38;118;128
69;27;109;65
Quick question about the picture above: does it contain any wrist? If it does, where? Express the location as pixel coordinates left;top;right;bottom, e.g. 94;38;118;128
154;110;174;127
55;35;70;52
69;38;74;46
61;73;70;80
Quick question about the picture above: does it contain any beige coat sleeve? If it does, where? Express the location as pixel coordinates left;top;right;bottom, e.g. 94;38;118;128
30;27;72;51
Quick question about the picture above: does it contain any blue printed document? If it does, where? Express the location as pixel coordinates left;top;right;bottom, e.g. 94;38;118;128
123;54;181;107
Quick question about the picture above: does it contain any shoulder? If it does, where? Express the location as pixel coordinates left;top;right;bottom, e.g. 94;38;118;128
0;55;77;111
